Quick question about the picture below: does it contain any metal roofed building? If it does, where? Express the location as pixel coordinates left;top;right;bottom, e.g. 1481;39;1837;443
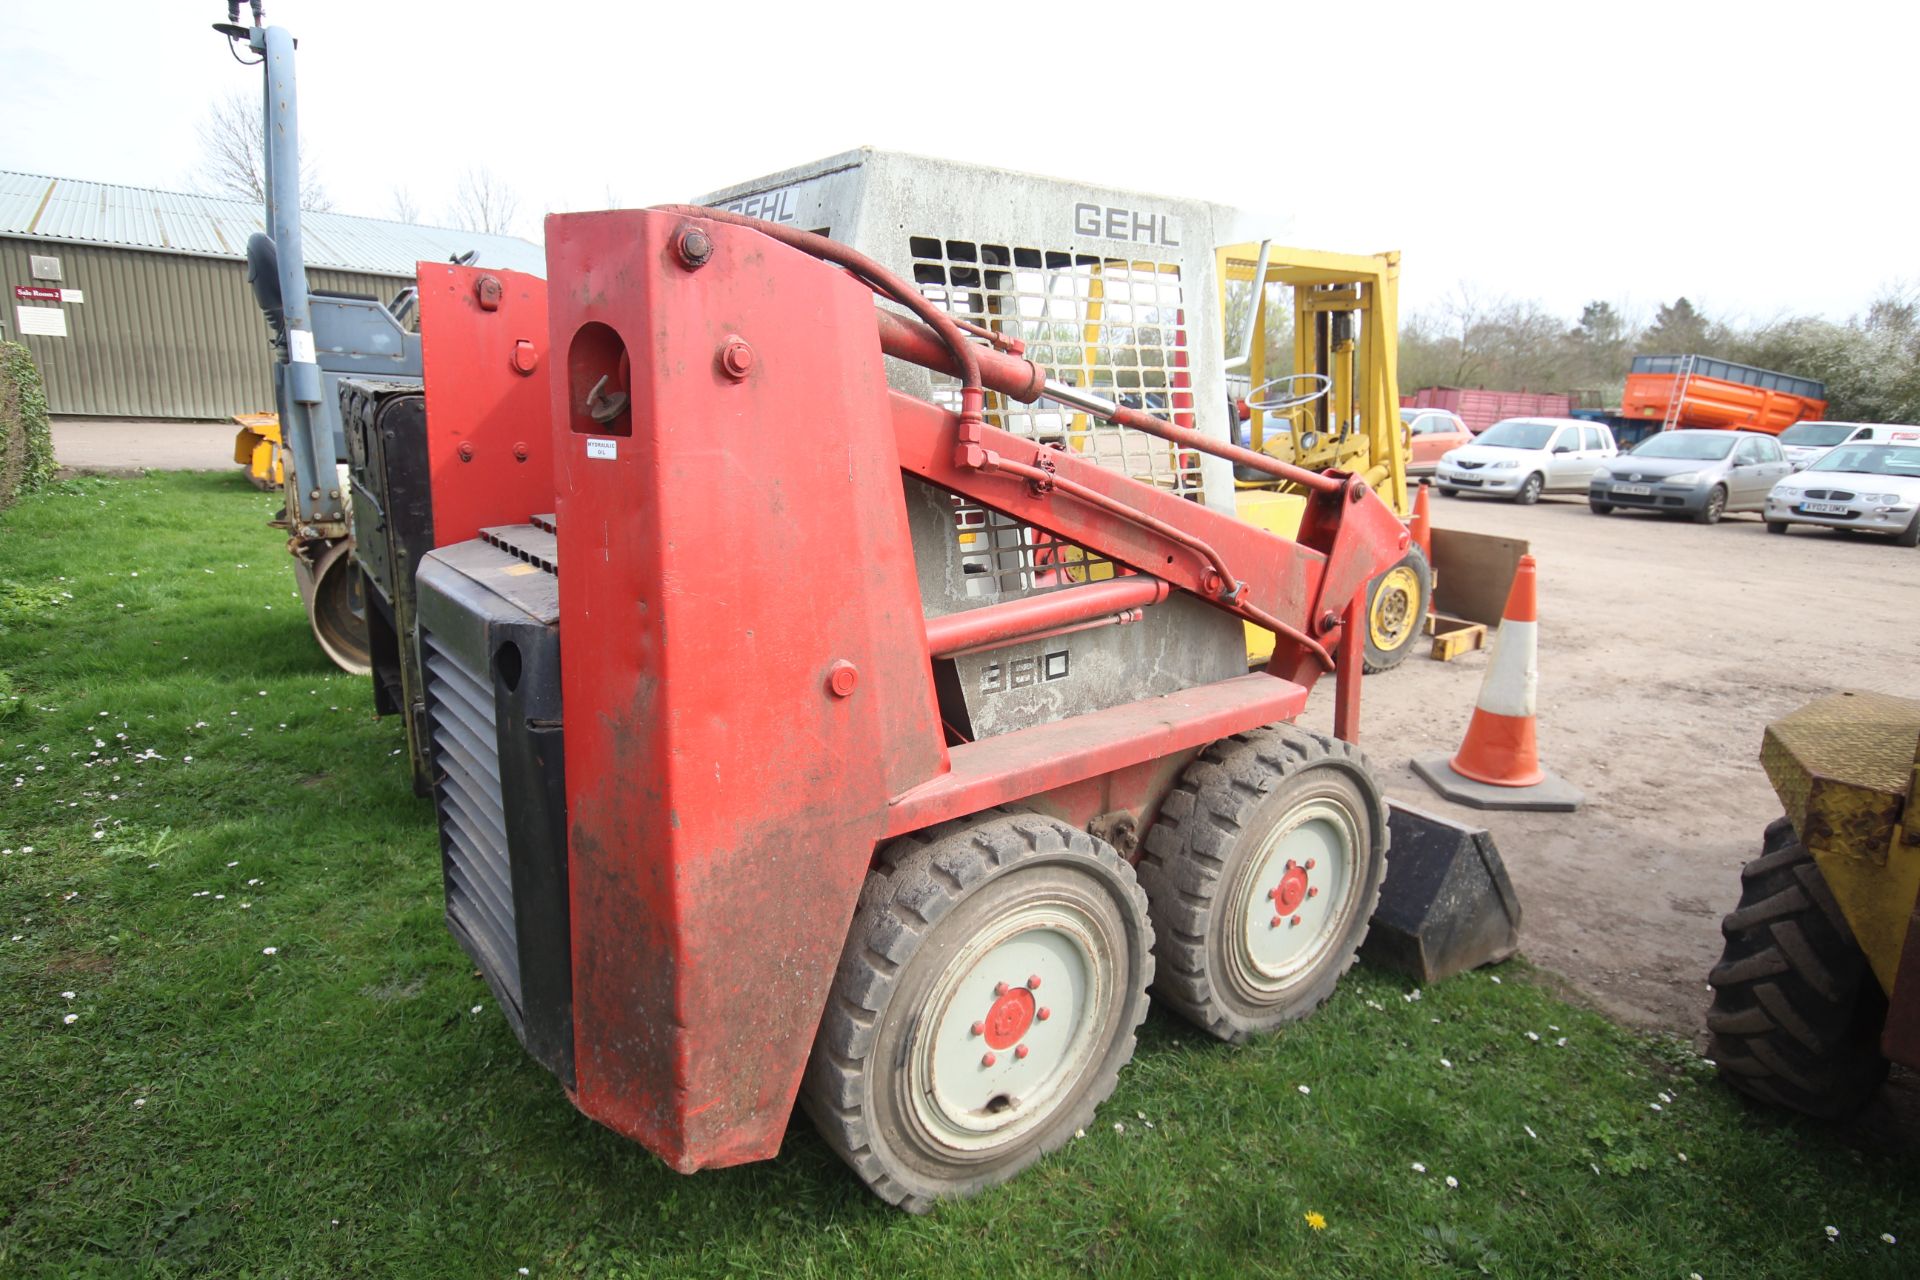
0;170;544;418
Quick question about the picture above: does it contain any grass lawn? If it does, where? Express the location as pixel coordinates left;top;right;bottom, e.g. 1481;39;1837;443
1;470;1914;1278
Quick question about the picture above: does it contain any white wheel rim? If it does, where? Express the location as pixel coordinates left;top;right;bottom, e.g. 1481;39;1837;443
909;901;1108;1154
1229;799;1359;994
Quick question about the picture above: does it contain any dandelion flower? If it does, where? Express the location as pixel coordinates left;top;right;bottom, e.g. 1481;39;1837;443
1882;1233;1897;1244
471;1005;484;1015
134;1098;146;1107
1825;1226;1839;1239
1445;1176;1459;1189
1113;1122;1125;1134
1074;1128;1085;1140
1411;1162;1426;1174
262;946;278;956
61;991;75;1000
63;1013;78;1025
1304;1211;1326;1231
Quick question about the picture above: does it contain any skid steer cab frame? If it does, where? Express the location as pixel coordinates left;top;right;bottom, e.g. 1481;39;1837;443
413;206;1407;1208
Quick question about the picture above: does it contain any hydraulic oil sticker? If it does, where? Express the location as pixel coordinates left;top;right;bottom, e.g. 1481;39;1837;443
586;438;618;460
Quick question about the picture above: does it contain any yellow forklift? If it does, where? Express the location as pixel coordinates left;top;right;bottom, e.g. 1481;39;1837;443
1215;243;1429;671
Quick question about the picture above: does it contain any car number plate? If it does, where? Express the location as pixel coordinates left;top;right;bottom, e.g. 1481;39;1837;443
1802;501;1851;515
1615;484;1651;496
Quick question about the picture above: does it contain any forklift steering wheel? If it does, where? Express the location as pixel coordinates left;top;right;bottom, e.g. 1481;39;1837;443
1247;373;1333;413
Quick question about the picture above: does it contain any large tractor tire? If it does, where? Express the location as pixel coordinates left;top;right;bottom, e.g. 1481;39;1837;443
802;810;1153;1212
1137;725;1389;1043
1361;546;1432;673
1706;817;1889;1119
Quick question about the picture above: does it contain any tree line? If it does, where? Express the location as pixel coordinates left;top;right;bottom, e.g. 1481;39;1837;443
1399;288;1920;425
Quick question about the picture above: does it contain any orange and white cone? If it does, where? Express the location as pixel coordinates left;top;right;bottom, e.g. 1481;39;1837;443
1412;555;1583;812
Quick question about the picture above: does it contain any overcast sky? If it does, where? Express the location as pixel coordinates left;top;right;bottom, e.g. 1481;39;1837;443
3;1;1911;326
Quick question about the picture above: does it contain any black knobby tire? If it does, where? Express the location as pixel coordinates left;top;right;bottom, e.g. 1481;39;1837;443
1766;521;1788;536
1515;473;1544;505
1705;817;1888;1119
1694;485;1727;525
1895;511;1920;548
801;810;1153;1212
1589;499;1614;515
1361;545;1432;674
1136;725;1389;1044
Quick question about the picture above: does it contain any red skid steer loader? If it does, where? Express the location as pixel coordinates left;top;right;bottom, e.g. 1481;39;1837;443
402;205;1517;1210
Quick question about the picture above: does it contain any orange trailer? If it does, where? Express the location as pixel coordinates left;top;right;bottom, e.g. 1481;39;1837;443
1622;355;1827;436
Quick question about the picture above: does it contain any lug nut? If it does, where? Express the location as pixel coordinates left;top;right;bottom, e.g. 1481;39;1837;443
1271;915;1282;928
1027;975;1041;990
1037;1007;1051;1021
1308;887;1319;898
970;1021;984;1037
1290;914;1302;927
1014;1045;1030;1060
994;982;1009;997
1304;859;1316;871
981;1052;996;1068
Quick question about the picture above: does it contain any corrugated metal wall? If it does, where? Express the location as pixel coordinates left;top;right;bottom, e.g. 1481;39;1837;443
0;237;411;419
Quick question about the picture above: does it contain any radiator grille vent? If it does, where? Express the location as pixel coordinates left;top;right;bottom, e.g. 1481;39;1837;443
423;630;520;1002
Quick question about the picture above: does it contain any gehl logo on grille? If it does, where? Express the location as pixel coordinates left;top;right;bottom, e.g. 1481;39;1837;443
1074;203;1182;248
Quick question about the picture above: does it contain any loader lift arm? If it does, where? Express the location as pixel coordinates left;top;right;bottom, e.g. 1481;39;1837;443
657;206;1411;735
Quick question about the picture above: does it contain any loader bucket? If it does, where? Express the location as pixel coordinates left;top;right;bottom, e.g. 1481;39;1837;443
1364;801;1522;983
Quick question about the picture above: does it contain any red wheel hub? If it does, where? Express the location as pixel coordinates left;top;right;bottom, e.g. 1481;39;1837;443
1272;862;1310;915
982;986;1036;1050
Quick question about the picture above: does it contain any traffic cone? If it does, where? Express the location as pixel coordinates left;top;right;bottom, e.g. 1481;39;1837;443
1411;555;1583;812
1409;481;1433;564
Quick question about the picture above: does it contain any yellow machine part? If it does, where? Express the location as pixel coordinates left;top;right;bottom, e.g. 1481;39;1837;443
1761;690;1920;993
1217;243;1416;667
232;412;282;490
1233;490;1309;663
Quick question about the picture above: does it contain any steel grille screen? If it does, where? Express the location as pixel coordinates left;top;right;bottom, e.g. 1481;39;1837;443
909;236;1198;597
422;630;521;1003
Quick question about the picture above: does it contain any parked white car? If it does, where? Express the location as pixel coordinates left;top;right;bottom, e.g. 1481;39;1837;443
1764;441;1920;546
1777;420;1920;470
1435;417;1618;505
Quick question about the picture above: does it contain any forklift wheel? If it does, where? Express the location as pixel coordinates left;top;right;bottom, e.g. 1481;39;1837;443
1706;817;1888;1118
1137;724;1388;1043
802;810;1152;1212
1361;547;1431;674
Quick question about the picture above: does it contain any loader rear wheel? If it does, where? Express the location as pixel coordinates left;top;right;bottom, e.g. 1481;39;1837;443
1705;817;1888;1119
1362;547;1431;673
1138;725;1388;1043
802;810;1152;1212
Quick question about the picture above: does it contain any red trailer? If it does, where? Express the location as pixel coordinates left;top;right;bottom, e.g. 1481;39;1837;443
1408;386;1575;434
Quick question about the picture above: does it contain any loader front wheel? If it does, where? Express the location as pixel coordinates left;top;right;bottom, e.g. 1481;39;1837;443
803;810;1152;1212
1138;725;1388;1043
1706;817;1888;1119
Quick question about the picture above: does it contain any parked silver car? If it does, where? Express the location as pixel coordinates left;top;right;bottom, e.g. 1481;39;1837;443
1589;430;1792;525
1764;442;1920;546
1776;420;1862;470
1435;417;1617;504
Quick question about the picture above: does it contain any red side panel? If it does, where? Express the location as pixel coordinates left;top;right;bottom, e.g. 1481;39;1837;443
546;210;947;1171
418;264;553;545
